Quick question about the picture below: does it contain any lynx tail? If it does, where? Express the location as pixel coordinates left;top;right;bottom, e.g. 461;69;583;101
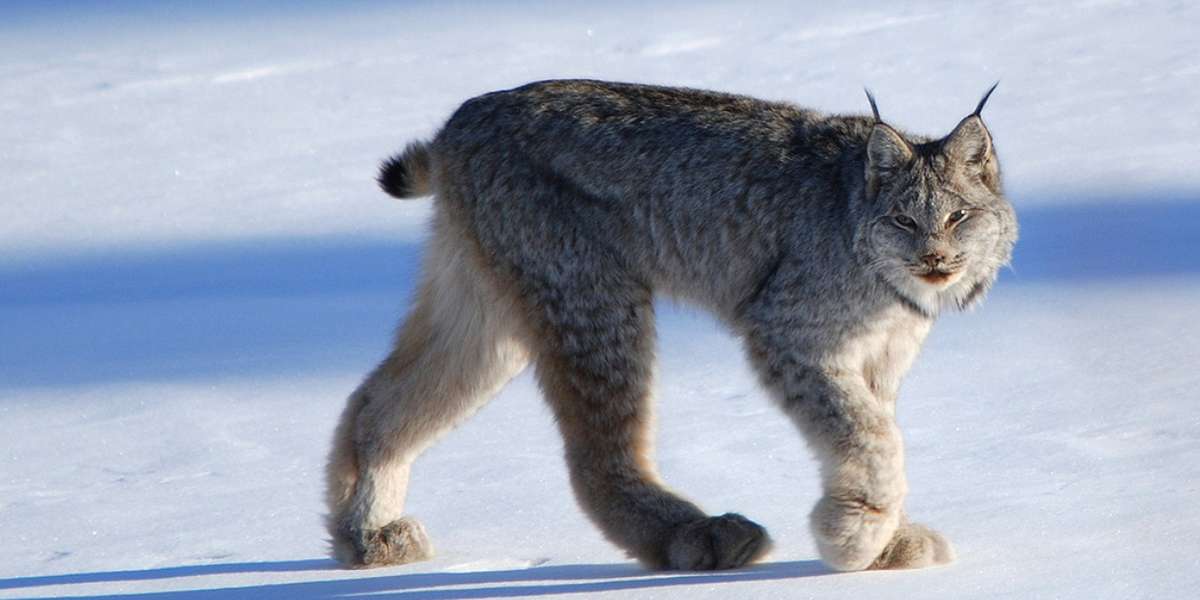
378;141;434;199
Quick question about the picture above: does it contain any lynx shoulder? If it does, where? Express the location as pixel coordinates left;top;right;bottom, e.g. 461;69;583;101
326;79;1017;572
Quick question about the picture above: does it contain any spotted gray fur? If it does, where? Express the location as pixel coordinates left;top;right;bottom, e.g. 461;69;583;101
325;79;1017;572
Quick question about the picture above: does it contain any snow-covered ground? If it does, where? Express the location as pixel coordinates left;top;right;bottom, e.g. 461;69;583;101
2;1;1198;598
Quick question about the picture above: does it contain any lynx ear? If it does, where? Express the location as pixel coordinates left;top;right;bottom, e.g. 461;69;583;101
865;124;913;199
943;115;992;164
942;115;1000;192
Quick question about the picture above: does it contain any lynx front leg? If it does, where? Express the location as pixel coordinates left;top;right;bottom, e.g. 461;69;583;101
762;365;952;571
789;369;908;570
529;272;770;570
870;517;956;570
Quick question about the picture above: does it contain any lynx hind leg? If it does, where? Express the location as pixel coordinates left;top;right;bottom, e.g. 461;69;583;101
526;261;770;570
325;215;529;568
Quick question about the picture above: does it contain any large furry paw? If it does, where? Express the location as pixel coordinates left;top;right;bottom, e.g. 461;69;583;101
869;522;955;570
810;495;903;571
665;513;772;570
332;516;434;568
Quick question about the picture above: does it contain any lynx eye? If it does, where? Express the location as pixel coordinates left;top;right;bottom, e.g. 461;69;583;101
892;214;917;229
947;209;969;225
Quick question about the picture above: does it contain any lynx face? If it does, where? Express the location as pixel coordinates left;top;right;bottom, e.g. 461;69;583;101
858;116;1018;315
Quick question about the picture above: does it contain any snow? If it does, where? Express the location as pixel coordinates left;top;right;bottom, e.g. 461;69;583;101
2;1;1199;598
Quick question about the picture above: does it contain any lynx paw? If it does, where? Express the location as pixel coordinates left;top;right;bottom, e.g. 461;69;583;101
665;513;772;570
333;516;434;568
810;494;903;571
870;522;955;570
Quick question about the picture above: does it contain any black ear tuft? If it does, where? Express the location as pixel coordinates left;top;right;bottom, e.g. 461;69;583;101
973;81;999;117
864;87;882;123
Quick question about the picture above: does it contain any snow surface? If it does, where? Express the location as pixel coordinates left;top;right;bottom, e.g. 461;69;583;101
2;1;1199;598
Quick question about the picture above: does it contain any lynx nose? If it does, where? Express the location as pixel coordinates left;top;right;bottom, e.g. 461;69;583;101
920;252;944;268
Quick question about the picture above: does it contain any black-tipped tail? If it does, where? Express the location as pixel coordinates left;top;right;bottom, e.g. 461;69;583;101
378;141;433;199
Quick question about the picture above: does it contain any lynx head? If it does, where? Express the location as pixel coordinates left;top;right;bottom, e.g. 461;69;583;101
856;85;1018;316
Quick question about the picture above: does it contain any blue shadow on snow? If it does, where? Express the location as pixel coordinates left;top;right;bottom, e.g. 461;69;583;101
0;559;831;599
1;195;1197;390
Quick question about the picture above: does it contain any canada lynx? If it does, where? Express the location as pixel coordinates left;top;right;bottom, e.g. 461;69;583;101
325;79;1017;572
